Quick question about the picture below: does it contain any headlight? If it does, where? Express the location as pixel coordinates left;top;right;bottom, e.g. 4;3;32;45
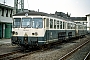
12;31;18;35
16;32;18;35
35;32;38;36
12;31;15;35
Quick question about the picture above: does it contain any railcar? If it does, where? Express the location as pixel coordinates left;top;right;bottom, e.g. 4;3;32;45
75;22;87;37
11;12;87;48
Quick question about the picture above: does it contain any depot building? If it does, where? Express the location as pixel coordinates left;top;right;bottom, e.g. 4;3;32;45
0;3;14;39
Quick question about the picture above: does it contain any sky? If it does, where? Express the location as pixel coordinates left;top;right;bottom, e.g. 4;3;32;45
0;0;90;17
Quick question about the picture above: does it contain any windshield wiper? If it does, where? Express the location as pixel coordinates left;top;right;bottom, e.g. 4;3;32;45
36;25;40;29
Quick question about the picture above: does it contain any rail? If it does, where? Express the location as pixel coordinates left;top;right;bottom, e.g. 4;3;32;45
58;40;90;60
84;51;90;60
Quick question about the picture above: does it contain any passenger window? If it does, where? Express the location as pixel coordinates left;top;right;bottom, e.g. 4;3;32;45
60;21;62;29
71;23;72;29
57;21;59;29
44;18;46;28
80;25;82;29
64;22;66;29
54;20;56;29
46;18;49;28
63;22;65;29
73;24;75;29
67;23;71;29
50;19;53;28
78;25;80;29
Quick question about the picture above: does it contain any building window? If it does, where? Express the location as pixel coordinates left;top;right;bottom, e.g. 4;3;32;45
10;10;12;17
6;9;8;17
1;8;4;16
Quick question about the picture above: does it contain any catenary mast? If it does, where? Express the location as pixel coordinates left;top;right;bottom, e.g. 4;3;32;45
14;0;24;14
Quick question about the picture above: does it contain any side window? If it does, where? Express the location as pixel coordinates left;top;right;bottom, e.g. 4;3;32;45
72;24;73;29
80;25;82;29
57;20;59;29
46;18;49;28
64;22;66;29
78;25;80;29
54;19;56;29
67;23;71;29
72;24;75;29
67;23;69;29
81;25;83;29
50;19;53;28
63;22;65;29
60;21;62;29
71;23;72;29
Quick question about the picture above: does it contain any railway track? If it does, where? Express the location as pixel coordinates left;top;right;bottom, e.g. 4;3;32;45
0;50;22;60
0;46;49;60
0;36;89;60
0;40;59;60
0;41;64;60
84;51;90;60
58;40;90;60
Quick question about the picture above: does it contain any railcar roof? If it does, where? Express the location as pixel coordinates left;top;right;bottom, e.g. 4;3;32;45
13;12;48;16
13;12;73;22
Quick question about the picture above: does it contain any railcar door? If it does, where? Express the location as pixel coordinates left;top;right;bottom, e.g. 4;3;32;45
45;18;49;42
75;24;78;36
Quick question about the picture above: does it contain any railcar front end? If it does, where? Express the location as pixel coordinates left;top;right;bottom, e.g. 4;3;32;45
11;16;47;47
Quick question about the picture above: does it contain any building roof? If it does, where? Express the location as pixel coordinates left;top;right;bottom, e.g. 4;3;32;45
69;17;87;21
86;14;90;16
0;3;14;9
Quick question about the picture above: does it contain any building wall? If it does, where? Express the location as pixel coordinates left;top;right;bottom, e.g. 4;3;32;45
0;6;13;39
0;8;13;23
87;16;90;33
